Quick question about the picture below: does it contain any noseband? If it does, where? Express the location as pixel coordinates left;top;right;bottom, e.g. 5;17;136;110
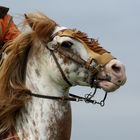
27;29;114;107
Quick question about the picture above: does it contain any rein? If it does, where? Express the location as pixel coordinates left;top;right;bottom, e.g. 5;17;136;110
26;88;108;107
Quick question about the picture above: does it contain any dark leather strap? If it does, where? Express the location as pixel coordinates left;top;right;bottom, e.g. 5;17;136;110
50;49;72;86
52;44;100;75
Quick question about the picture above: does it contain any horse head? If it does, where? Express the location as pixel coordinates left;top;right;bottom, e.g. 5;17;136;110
24;12;126;92
47;28;126;92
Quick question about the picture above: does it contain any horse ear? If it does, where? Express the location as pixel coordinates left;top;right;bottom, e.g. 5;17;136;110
24;14;33;28
24;12;57;42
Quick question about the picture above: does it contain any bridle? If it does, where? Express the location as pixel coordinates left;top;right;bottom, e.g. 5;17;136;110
47;29;114;86
27;29;114;107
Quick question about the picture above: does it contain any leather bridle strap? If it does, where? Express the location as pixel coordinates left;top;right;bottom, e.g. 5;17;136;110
25;89;107;107
50;49;72;86
50;44;102;75
46;43;102;87
26;91;77;101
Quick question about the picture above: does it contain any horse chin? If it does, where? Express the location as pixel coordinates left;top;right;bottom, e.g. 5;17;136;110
98;80;119;92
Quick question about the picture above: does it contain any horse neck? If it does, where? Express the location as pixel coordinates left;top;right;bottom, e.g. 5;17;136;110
16;44;72;140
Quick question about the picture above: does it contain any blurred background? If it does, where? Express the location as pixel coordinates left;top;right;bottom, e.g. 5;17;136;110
1;0;140;139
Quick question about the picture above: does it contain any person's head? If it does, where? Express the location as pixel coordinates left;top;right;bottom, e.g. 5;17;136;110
0;6;9;18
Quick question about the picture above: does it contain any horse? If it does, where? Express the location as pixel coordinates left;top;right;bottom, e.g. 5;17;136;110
0;12;126;140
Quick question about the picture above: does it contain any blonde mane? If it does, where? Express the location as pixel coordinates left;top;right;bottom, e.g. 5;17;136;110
73;30;108;54
0;12;56;134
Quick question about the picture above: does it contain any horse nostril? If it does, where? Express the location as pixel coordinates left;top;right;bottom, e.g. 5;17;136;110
111;64;121;73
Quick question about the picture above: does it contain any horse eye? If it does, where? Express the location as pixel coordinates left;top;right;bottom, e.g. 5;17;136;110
61;41;73;48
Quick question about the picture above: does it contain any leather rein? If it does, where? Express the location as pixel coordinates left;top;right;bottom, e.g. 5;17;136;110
27;29;113;107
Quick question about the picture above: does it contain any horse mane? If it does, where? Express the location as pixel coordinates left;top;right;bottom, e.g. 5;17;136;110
0;12;56;134
73;30;108;54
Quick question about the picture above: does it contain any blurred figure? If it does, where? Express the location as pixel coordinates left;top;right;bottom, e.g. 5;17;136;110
0;6;20;49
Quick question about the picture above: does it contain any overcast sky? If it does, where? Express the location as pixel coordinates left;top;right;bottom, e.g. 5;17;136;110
1;0;140;140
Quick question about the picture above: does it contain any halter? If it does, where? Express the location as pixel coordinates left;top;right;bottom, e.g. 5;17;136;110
28;29;114;107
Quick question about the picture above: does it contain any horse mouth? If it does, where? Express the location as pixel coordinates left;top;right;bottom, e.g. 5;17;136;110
89;76;110;88
91;76;120;92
